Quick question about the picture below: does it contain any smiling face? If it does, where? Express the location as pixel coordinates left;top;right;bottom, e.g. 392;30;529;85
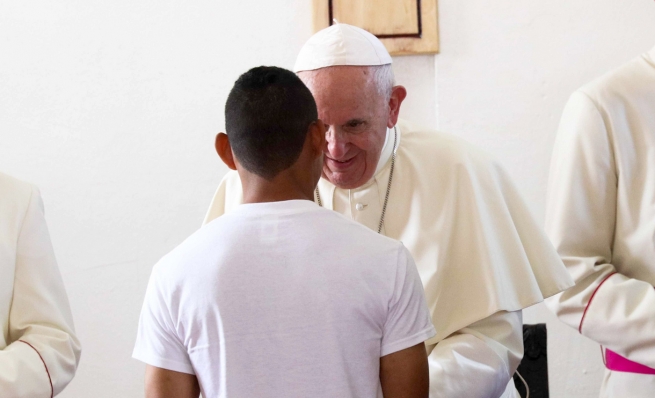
299;66;394;189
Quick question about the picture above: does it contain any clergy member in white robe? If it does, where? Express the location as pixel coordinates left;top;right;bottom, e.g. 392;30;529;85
0;172;81;397
205;24;574;398
545;46;655;397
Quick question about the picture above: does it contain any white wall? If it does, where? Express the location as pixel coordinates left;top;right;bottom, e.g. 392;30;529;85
0;1;313;396
1;1;654;397
434;1;655;397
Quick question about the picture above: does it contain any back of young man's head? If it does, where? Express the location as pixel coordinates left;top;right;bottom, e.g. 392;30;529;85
225;66;318;180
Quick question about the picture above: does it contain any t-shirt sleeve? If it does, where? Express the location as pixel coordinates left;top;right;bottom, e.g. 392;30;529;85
381;245;436;357
132;262;195;375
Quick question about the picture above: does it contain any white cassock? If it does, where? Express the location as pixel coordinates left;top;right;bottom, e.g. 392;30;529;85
0;172;81;397
545;46;655;397
205;119;574;398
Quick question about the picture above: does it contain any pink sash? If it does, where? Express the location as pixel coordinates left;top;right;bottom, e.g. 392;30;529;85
605;349;655;375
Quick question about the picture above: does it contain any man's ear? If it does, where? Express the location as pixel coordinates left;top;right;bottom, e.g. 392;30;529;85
308;119;327;158
215;133;237;170
387;85;407;128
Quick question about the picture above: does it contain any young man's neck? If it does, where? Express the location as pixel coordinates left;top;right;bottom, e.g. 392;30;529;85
240;171;315;204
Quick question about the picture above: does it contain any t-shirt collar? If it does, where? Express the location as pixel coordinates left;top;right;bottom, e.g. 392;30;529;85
233;199;320;216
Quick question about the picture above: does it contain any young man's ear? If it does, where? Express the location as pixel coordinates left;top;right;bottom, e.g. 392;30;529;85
215;133;237;170
308;119;327;158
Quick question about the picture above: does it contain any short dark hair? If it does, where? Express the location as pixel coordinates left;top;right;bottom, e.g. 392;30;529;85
225;66;318;180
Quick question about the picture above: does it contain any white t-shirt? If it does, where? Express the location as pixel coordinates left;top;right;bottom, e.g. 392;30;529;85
133;200;435;398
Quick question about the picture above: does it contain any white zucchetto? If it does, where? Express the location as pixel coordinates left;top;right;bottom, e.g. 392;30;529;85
294;23;392;73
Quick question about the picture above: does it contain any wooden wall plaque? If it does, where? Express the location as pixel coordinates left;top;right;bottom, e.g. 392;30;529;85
313;0;439;55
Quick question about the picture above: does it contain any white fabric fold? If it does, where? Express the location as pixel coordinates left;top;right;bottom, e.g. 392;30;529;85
319;119;572;343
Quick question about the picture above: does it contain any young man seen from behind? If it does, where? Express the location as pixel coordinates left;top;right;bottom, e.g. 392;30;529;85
133;66;436;398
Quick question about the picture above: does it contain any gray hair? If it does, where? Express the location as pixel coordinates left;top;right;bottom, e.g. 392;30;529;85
371;64;395;101
298;64;395;102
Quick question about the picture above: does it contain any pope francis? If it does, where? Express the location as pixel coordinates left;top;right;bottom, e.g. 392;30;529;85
545;46;655;397
204;24;574;397
0;172;81;397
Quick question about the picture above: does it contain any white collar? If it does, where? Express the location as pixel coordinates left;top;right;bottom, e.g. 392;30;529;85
374;126;397;176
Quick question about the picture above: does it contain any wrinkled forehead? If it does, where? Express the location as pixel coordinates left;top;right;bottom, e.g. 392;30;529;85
298;66;382;112
299;67;389;126
299;66;377;96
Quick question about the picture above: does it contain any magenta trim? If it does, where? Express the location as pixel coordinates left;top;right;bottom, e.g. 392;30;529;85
19;340;54;397
605;349;655;375
579;272;616;334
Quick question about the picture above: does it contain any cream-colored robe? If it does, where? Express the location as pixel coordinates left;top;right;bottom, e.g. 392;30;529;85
0;172;81;397
545;47;655;397
205;119;573;397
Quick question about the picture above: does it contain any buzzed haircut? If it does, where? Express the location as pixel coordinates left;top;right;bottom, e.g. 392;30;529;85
225;66;318;180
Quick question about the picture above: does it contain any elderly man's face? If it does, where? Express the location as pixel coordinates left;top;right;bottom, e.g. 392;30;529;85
299;66;394;189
